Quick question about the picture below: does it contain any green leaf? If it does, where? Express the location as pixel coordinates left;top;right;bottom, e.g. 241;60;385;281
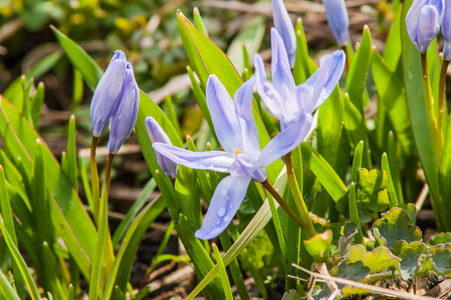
371;49;414;157
429;248;451;275
392;240;427;280
347;245;401;273
30;82;45;129
212;244;234;300
343;93;371;168
351;141;364;183
371;208;422;248
293;18;313;84
338;222;360;257
439;118;451;230
301;142;347;202
345;25;372;114
0;269;20;300
304;229;333;262
429;232;451;246
51;26;103;90
226;16;265;74
193;7;209;38
0;97;97;279
355;168;390;213
62;115;78;189
401;0;442;230
381;153;398;206
383;7;402;70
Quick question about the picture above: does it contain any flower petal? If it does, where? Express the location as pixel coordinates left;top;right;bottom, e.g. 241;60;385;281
206;75;243;152
271;0;296;67
442;0;451;59
233;78;260;154
271;28;296;102
195;175;251;240
108;63;140;154
145;117;178;178
303;50;345;112
153;142;235;173
323;0;349;47
259;113;312;166
90;50;127;137
254;53;286;120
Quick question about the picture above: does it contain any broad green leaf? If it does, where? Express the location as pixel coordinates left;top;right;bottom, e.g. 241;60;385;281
345;25;372;114
372;49;414;157
439;118;451;229
347;245;400;273
343;93;371;168
301;142;347;202
371;208;422;248
304;230;332;262
392;240;427;280
383;7;402;70
401;0;442;230
193;7;209;38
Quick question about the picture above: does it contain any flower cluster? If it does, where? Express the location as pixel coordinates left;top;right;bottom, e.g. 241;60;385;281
146;26;345;239
90;50;140;154
405;0;446;55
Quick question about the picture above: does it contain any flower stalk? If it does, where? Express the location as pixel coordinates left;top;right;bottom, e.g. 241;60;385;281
420;53;443;161
90;136;100;222
285;153;316;239
438;59;449;134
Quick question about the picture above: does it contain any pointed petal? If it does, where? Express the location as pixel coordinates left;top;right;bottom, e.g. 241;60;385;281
323;0;349;46
284;84;314;128
233;78;260;154
259;114;312;166
90;50;127;137
145;117;178;178
153;142;235;173
271;0;296;67
303;50;345;112
108;63;140;154
271;28;296;102
206;75;243;152
442;0;451;57
195;175;251;240
254;53;286;120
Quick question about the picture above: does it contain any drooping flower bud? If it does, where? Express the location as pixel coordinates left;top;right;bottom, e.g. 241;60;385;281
322;0;349;47
442;0;451;60
90;50;127;137
406;0;444;54
272;0;296;68
108;63;139;155
145;117;178;179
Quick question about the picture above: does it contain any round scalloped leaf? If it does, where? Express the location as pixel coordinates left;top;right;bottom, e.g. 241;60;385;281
355;168;390;212
429;248;451;275
318;261;370;299
371;208;422;248
347;245;401;273
304;229;333;262
281;289;301;300
429;232;451;246
338;222;360;257
392;240;427;280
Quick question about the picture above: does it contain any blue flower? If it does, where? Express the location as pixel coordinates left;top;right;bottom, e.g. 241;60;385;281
406;0;444;54
90;50;127;137
272;0;296;68
323;0;349;47
108;63;140;155
152;75;312;239
254;28;345;131
145;116;178;179
442;0;451;60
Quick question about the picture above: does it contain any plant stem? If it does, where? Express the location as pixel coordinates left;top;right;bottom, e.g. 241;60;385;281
285;153;316;239
420;53;443;162
262;180;314;239
342;46;351;73
438;60;450;135
90;137;100;222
